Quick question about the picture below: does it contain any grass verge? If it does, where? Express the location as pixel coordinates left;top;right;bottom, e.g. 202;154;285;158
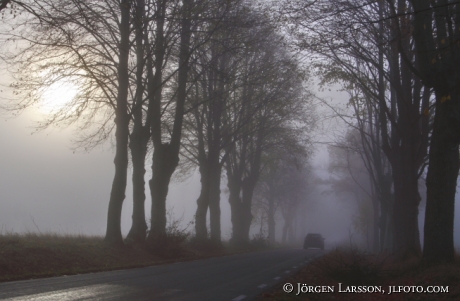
0;232;266;283
255;249;460;301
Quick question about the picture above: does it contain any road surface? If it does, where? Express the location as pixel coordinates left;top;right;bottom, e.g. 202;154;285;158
0;248;323;301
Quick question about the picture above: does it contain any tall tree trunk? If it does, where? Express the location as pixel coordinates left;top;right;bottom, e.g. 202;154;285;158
238;129;264;244
209;160;222;243
267;194;276;245
408;0;460;265
126;0;148;244
391;156;421;257
195;163;210;240
127;133;148;243
375;0;427;257
207;56;226;244
194;88;210;241
288;216;295;245
147;0;191;241
383;199;394;251
422;92;459;265
282;223;287;244
105;0;131;245
227;164;244;245
238;178;256;244
372;195;380;253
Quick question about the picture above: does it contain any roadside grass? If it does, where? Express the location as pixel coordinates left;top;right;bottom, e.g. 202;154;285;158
0;232;271;283
0;232;160;282
256;249;460;301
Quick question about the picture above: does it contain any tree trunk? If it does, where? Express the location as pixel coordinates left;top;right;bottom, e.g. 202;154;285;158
104;0;131;245
147;0;191;241
288;217;295;245
148;144;178;239
207;70;225;244
228;189;253;245
372;196;380;253
126;0;148;244
227;164;244;245
408;0;460;265
282;221;288;244
238;179;255;244
195;163;210;240
228;187;244;245
391;160;421;257
422;92;459;265
383;199;394;251
126;132;148;243
268;194;275;245
209;161;222;243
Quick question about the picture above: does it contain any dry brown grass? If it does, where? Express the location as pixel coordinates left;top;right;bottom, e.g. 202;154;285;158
0;232;236;282
256;249;460;301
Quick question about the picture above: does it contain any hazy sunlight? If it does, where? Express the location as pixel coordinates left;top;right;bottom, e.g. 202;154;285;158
40;80;79;115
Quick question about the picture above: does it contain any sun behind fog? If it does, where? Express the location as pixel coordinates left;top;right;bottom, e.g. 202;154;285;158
40;80;79;114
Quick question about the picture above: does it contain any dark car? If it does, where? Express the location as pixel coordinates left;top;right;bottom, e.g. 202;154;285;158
303;233;325;250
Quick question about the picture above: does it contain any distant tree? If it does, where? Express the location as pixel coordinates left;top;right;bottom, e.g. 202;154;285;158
178;0;249;243
224;57;311;246
254;153;310;245
328;129;384;251
180;1;314;245
254;165;280;245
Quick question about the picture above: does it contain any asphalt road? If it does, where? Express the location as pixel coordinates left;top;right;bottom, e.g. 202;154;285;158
0;248;323;301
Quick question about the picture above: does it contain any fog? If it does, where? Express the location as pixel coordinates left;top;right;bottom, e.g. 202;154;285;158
1;84;460;249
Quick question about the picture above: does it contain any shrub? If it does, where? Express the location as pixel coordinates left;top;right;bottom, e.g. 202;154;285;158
146;209;192;258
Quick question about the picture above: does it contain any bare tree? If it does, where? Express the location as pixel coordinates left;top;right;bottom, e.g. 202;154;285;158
146;0;193;241
1;0;138;245
181;0;270;243
126;0;183;244
225;59;312;245
105;0;131;245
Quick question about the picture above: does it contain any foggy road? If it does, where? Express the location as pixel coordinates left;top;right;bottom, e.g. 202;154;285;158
0;248;322;301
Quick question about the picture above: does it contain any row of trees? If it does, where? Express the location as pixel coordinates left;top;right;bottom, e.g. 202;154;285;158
7;0;457;267
1;0;314;246
278;0;459;265
254;155;311;245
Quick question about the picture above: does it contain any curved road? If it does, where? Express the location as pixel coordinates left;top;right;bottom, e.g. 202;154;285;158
0;248;323;301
